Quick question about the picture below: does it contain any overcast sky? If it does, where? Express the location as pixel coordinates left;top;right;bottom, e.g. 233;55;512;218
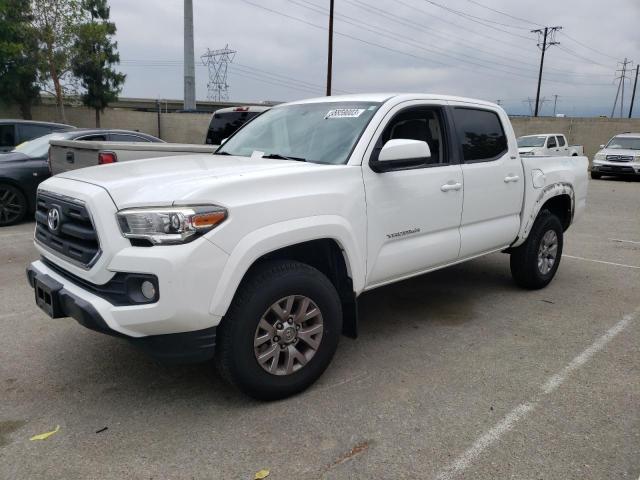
110;0;640;117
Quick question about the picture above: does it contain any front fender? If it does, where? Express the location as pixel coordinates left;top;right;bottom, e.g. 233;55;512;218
207;215;365;318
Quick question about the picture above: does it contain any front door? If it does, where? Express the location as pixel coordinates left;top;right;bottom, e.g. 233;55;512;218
449;103;524;258
362;102;463;288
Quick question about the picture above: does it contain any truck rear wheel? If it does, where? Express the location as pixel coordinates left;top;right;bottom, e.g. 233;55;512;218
590;171;601;179
215;260;342;400
510;210;563;290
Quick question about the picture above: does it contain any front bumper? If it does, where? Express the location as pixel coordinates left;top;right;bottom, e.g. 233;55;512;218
592;161;640;176
26;263;217;364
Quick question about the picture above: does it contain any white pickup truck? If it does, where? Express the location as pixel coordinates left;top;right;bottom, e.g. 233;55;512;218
26;94;588;400
517;133;584;157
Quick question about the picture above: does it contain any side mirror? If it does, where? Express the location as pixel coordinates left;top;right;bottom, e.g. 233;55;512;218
221;138;228;144
371;139;431;172
599;144;605;148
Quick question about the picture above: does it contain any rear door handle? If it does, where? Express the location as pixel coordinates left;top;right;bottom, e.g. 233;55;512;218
504;175;520;183
441;182;462;192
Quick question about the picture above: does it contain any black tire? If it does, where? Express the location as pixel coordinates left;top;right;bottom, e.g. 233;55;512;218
0;183;28;227
215;260;342;400
590;171;601;179
510;210;563;290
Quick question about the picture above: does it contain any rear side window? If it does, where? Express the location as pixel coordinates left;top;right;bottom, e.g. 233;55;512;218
17;124;54;143
207;111;259;145
76;135;107;141
0;125;16;147
556;135;566;147
452;108;507;162
110;133;150;142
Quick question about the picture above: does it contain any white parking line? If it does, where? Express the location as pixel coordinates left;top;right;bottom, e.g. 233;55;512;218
564;255;640;270
609;238;640;245
435;308;638;480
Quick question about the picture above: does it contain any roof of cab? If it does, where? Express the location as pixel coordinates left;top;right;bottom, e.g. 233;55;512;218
214;105;271;114
615;132;640;137
285;93;500;108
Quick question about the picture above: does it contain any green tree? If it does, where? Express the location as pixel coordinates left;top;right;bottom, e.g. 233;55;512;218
0;0;40;119
71;0;125;127
31;0;82;123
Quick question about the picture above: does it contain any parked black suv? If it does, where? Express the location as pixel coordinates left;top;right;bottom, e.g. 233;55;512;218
0;120;74;153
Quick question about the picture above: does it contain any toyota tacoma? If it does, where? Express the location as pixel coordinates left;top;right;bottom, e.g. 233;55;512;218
26;94;589;400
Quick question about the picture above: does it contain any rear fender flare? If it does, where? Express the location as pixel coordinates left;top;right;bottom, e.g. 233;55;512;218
512;182;574;248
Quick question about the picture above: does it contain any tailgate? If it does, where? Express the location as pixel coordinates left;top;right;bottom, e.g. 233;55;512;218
49;140;101;175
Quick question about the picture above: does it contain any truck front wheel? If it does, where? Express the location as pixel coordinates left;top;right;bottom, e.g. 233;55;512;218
510;210;564;289
215;260;342;400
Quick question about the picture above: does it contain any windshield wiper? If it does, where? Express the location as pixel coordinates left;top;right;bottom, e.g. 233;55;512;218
262;153;307;162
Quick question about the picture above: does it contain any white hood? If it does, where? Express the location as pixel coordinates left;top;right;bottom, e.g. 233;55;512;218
56;154;323;208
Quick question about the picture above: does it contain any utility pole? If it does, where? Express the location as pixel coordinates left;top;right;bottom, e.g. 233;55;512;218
531;26;561;117
183;0;196;111
326;0;334;96
553;94;559;116
612;58;633;118
629;65;639;118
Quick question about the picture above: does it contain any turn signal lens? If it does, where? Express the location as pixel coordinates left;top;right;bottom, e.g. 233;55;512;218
192;211;226;229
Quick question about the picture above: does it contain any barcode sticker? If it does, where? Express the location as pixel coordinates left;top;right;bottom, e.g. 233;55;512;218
325;108;365;119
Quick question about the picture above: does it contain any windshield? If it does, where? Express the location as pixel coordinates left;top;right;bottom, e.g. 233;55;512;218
217;102;381;164
517;135;546;147
605;136;640;150
13;132;70;157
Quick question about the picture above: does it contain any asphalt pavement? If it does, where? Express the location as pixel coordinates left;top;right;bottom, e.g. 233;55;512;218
1;177;638;479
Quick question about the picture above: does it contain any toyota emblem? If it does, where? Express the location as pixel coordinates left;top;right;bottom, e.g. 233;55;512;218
47;208;60;233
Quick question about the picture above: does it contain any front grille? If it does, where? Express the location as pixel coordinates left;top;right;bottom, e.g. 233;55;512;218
606;155;633;162
599;165;635;174
35;192;101;268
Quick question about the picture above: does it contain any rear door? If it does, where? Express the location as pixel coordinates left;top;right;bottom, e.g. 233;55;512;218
449;103;524;258
546;135;560;155
556;135;569;155
363;101;463;288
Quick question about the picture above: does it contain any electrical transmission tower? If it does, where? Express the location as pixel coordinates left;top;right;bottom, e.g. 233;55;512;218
524;96;549;116
611;58;633;118
201;45;236;101
531;26;562;117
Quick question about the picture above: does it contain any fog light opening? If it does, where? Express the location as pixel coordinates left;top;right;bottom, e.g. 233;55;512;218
141;280;156;300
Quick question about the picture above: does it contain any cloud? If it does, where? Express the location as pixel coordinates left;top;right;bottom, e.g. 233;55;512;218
109;0;640;116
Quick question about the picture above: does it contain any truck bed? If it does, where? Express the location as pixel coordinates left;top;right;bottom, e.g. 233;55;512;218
49;140;218;175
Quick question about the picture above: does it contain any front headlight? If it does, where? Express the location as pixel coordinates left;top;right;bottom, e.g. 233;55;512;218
594;153;605;161
116;205;227;245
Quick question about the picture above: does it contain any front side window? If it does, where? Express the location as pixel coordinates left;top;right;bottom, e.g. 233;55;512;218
18;124;53;143
547;136;557;148
453;108;507;162
217;102;380;164
378;107;447;165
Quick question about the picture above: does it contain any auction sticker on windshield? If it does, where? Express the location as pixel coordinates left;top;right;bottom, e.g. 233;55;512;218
325;108;365;119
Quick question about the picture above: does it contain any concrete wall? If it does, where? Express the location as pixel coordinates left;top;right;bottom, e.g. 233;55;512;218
2;103;639;156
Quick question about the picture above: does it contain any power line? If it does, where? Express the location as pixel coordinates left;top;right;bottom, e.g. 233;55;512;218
559;32;619;62
241;0;609;88
462;0;543;28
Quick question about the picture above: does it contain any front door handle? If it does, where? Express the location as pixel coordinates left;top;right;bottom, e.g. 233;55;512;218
504;175;520;183
441;182;462;192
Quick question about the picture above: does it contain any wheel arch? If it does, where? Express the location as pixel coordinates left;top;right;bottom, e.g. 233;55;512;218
512;182;575;248
209;216;364;337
